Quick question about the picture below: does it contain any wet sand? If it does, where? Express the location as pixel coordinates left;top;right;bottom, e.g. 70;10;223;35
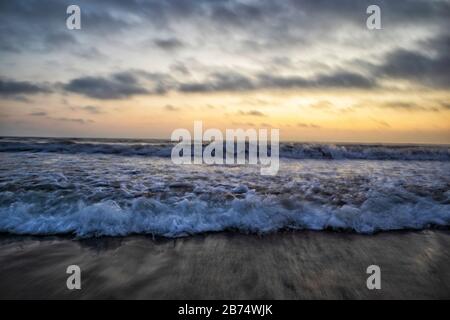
0;230;449;299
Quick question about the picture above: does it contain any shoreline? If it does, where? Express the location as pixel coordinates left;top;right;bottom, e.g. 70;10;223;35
0;230;449;299
1;225;449;241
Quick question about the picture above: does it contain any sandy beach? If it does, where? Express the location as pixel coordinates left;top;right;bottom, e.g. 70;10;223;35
0;230;448;300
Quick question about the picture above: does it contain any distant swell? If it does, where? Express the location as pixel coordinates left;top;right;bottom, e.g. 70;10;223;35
1;138;449;161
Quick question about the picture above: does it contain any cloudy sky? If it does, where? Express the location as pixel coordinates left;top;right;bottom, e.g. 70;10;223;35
0;0;449;143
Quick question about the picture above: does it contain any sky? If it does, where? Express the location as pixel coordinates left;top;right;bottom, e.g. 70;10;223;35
0;0;449;144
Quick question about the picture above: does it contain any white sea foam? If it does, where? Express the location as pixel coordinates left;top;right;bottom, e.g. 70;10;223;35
0;150;448;237
0;190;448;237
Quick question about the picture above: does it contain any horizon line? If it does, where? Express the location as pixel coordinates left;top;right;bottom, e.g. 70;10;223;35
1;135;449;147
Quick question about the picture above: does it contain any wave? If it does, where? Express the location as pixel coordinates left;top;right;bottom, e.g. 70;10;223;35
0;191;449;238
0;149;448;238
1;138;449;161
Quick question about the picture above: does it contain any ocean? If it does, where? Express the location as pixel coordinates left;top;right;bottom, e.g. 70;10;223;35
0;137;449;238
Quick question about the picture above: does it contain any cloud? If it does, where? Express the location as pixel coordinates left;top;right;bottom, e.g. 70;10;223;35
0;79;50;97
170;63;191;76
0;0;133;54
384;102;421;110
153;38;185;51
370;117;391;128
231;121;256;127
3;67;378;102
1;0;449;59
178;70;376;94
49;117;94;124
179;72;255;93
1;0;448;104
258;71;376;89
77;47;106;60
288;0;450;25
164;104;179;111
29;112;48;117
63;72;150;99
381;101;439;112
81;105;103;114
308;101;333;109
377;50;450;88
375;35;450;88
210;2;264;27
314;72;376;88
239;110;266;117
43;32;79;50
67;104;104;114
297;122;321;129
440;102;450;110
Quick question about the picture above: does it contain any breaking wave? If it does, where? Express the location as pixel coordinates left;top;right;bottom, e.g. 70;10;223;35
0;192;449;238
0;137;449;161
0;150;449;238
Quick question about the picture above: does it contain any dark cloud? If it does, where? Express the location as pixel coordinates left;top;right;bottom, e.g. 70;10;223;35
440;102;450;110
210;2;265;27
0;0;175;54
366;34;450;88
0;0;132;53
0;79;50;97
136;71;177;95
179;70;376;94
43;32;79;50
1;0;449;94
180;69;375;93
259;71;376;89
153;38;185;51
29;112;48;117
2;67;378;101
315;72;376;88
63;72;149;99
1;0;449;54
3;33;449;102
291;0;450;20
376;44;450;88
257;74;309;89
179;72;255;93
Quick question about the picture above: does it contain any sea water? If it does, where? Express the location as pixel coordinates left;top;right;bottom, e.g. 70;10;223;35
0;137;449;237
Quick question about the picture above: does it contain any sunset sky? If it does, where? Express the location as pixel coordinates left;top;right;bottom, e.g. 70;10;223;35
0;0;449;144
